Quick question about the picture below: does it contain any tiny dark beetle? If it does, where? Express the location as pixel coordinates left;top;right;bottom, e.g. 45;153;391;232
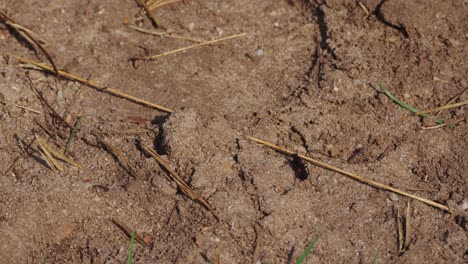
290;154;309;181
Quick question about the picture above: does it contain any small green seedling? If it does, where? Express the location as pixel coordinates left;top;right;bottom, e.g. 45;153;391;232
372;249;380;264
377;83;444;124
296;237;320;264
127;230;136;264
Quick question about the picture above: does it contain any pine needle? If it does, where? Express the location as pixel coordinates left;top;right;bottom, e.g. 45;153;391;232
36;135;85;170
141;144;220;220
35;134;63;172
11;54;173;113
0;11;58;74
416;100;467;116
138;33;247;60
241;133;452;213
111;218;152;247
98;137;142;180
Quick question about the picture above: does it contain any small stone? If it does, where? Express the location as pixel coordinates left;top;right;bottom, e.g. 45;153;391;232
187;22;195;31
460;200;468;211
273;22;280;27
255;49;264;56
388;193;399;201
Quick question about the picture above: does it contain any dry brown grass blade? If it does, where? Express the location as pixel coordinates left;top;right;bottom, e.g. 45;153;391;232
135;0;161;28
128;25;203;43
396;208;404;253
36;135;85;170
421;117;466;130
11;103;41;113
357;2;370;17
12;54;174;113
242;134;452;213
417;100;468;116
98;137;142;179
404;202;411;251
148;0;182;10
141;144;220;220
111;218;152;247
0;11;58;74
35;134;63;172
215;244;221;264
397;202;412;255
139;33;247;60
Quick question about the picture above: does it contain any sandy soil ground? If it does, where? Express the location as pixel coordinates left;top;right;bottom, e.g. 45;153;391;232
0;0;466;263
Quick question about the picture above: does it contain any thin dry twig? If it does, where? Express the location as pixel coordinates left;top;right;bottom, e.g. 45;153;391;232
404;202;411;251
111;218;152;247
98;137;142;180
241;134;452;213
148;0;182;10
128;25;203;43
12;54;174;113
38;135;85;170
11;102;41;113
137;33;247;60
421;118;465;130
0;11;58;74
396;207;404;253
35;134;63;172
357;2;370;17
417;100;467;116
397;202;412;255
141;144;220;220
135;0;161;28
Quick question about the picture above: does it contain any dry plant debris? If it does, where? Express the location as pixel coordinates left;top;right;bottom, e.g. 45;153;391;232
136;33;247;60
141;144;221;221
242;134;452;213
128;25;203;43
111;218;152;247
12;54;174;112
35;134;85;171
0;11;58;74
98;137;143;180
147;0;182;10
35;134;63;172
135;0;161;28
396;202;412;255
417;100;467;116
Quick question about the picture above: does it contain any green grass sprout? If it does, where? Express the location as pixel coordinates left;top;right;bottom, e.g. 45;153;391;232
377;83;447;125
296;237;320;264
372;249;380;264
65;115;83;153
127;230;136;264
377;83;427;117
42;256;47;264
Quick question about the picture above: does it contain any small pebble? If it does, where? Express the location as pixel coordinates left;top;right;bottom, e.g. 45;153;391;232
187;22;195;31
255;49;264;56
461;200;468;211
273;22;280;27
388;193;399;201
